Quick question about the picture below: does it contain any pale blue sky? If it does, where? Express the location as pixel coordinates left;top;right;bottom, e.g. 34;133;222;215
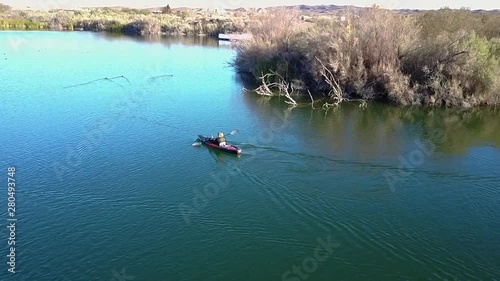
2;0;498;10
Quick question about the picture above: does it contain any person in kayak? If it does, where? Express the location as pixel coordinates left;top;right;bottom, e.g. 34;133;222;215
217;132;227;146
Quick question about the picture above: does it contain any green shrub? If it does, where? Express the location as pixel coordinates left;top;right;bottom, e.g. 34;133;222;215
109;22;124;33
418;8;500;40
0;19;46;30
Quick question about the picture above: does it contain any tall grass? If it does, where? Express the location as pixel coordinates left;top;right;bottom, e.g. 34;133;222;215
0;19;46;30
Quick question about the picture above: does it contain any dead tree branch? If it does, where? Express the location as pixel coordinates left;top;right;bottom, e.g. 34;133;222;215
147;74;174;82
316;57;344;101
255;72;298;106
316;57;367;108
307;89;315;109
64;75;130;89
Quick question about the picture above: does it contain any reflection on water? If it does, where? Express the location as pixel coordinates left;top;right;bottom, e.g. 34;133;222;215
242;93;500;158
2;31;499;281
238;94;500;281
100;32;228;48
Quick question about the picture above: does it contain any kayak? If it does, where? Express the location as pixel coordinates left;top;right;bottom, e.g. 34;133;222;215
197;135;242;155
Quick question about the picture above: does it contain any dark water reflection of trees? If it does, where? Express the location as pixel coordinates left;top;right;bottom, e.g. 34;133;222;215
99;32;226;48
242;93;500;158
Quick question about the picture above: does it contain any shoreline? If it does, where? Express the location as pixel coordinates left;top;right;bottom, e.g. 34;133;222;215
233;8;500;108
0;6;251;36
2;5;500;108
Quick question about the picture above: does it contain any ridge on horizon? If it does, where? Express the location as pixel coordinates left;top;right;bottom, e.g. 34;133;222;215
6;3;500;13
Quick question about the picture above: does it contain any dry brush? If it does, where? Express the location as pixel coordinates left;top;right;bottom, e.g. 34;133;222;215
234;7;500;107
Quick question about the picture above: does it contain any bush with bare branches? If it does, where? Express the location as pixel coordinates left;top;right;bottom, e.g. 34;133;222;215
309;8;420;102
235;6;500;107
233;8;307;83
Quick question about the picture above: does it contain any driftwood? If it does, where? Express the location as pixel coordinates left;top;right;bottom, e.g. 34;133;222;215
64;75;130;89
255;73;275;96
307;89;315;109
256;71;298;106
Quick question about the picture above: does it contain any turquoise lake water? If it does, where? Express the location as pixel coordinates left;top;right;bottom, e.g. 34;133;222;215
0;31;499;281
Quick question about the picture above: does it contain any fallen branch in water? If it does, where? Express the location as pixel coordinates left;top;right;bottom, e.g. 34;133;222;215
322;98;367;109
255;73;277;96
64;75;130;89
256;71;298;106
147;74;174;82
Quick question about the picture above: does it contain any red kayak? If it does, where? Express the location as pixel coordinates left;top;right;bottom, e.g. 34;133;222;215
197;135;242;155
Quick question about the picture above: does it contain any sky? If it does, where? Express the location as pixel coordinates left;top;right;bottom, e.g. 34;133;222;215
1;0;499;10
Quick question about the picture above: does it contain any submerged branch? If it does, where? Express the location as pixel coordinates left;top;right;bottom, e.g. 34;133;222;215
64;75;130;89
322;98;367;109
147;74;174;82
256;71;298;106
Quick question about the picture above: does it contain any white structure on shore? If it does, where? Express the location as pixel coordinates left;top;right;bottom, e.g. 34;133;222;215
218;33;252;41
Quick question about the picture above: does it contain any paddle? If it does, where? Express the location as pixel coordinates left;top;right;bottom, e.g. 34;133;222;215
192;130;239;147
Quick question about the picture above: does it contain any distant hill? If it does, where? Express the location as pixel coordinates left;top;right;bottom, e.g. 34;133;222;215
282;5;500;16
26;4;500;16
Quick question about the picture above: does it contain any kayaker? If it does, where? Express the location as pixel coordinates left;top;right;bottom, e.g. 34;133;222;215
217;132;227;146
